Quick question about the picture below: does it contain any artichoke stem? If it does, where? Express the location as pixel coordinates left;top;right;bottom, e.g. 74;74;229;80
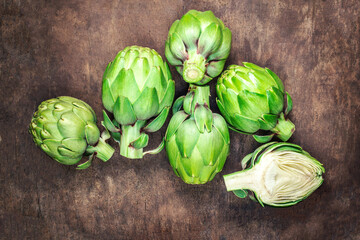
183;51;206;83
120;121;146;159
223;168;258;192
187;84;211;114
271;113;295;141
93;139;115;162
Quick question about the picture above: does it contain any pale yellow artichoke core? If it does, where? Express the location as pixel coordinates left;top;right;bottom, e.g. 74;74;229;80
187;69;200;80
225;150;323;205
260;150;323;204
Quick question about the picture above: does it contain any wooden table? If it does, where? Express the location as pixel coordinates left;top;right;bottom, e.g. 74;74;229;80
1;1;359;239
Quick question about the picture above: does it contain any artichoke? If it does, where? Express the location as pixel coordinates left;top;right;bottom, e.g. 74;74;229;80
165;10;232;85
165;85;230;184
102;46;175;159
216;63;295;143
29;96;114;169
223;142;325;207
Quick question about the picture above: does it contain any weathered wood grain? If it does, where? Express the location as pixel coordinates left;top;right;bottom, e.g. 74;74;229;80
0;0;359;239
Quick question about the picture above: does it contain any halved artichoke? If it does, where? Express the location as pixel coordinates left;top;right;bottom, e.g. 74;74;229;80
223;142;325;207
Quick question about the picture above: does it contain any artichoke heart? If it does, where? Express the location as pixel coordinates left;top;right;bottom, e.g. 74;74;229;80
223;142;325;207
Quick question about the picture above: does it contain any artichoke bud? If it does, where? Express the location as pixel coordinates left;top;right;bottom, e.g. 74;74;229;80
216;62;295;143
165;10;232;85
102;46;175;159
165;85;230;184
29;96;115;169
223;142;325;207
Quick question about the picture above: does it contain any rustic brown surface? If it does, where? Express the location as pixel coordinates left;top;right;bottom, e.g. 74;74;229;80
1;0;359;239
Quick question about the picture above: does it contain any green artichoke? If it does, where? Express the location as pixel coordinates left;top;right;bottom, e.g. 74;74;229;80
216;63;295;143
223;142;325;207
165;85;230;184
165;10;232;85
29;96;114;169
102;46;175;159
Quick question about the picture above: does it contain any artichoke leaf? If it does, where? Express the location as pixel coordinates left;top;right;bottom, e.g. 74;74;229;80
208;27;232;61
258;114;278;130
165;111;189;140
241;153;253;169
265;68;285;92
57;111;86;138
113;96;137;125
233;189;248;198
62;138;87;154
232;114;260;133
175;119;200;158
165;42;183;66
172;96;185;114
76;154;94;170
144;138;165;155
132;87;159;120
111;68;141;103
212;113;230;144
183;91;194;114
194;104;213;133
169;33;188;61
197;22;222;58
176;13;201;51
102;78;116;112
285;92;293;116
131;57;151;91
102;110;119;133
243;62;264;72
158;80;175;113
131;133;149;149
266;87;284;115
253;134;274;143
206;60;226;78
237;90;269;119
85;122;101;145
144;107;170;133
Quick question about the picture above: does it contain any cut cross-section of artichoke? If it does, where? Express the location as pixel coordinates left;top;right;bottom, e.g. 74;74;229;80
223;142;325;207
